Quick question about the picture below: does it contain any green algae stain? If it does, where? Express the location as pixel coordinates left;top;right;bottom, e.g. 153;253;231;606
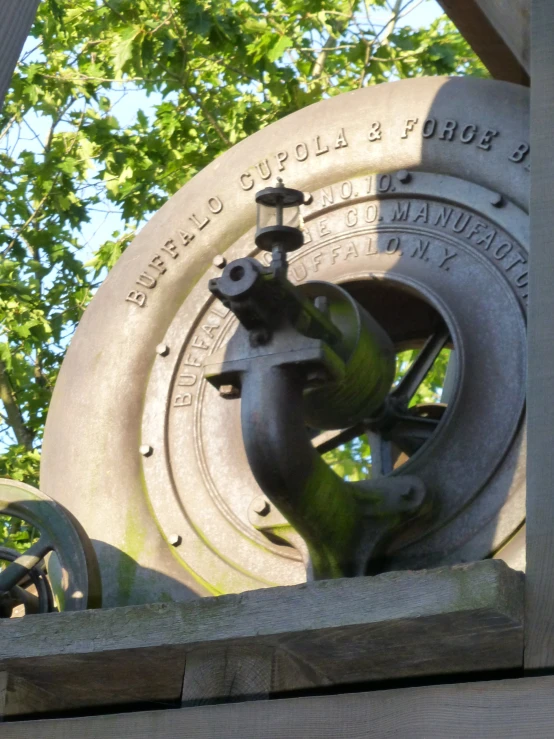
117;503;148;605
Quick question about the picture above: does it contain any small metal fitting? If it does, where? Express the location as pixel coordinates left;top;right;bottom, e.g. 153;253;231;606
303;192;313;205
213;254;227;269
139;444;153;457
156;343;170;357
396;170;411;184
490;192;504;208
168;533;182;547
253;498;271;516
219;384;240;399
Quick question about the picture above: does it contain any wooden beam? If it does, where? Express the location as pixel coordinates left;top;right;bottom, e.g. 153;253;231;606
4;675;554;739
0;0;40;110
524;0;554;670
0;561;523;716
436;0;529;85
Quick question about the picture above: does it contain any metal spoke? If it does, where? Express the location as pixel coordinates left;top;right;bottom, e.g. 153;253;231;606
312;423;364;454
0;538;52;594
387;414;441;457
367;431;393;477
10;585;40;614
392;324;450;405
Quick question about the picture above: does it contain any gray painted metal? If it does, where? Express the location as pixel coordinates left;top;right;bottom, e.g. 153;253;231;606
41;77;530;606
0;1;39;111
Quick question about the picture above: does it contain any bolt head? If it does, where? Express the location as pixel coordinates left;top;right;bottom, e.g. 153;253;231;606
303;192;313;205
219;384;240;399
139;444;153;457
156;343;170;357
168;533;182;547
397;170;411;184
253;498;271;516
213;255;227;269
490;193;504;208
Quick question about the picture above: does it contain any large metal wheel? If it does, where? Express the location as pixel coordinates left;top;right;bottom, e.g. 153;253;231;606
42;77;529;607
0;479;101;612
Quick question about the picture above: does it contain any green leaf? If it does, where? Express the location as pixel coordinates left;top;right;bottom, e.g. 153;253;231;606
267;36;293;62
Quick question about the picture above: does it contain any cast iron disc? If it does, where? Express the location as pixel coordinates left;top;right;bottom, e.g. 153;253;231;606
41;77;529;606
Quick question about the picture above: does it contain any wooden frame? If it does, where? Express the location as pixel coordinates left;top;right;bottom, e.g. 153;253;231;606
3;675;554;739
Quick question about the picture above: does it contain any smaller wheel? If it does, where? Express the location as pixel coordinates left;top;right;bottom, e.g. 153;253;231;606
0;479;101;614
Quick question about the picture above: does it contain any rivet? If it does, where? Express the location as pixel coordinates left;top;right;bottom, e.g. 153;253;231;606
490;192;504;208
219;384;240;399
139;444;153;457
303;192;313;205
253;499;271;516
396;170;411;184
213;254;227;269
156;343;170;357
168;533;182;547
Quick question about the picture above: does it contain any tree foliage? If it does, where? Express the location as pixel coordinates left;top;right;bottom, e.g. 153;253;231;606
0;0;485;549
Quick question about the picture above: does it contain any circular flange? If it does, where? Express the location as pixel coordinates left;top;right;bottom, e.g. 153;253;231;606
41;77;530;606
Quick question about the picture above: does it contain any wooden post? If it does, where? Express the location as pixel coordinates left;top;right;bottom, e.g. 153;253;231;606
0;1;40;110
525;0;554;670
436;0;529;84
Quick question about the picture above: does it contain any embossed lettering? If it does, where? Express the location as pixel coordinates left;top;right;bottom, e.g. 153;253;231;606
149;255;166;274
208;197;223;214
321;188;334;207
295;143;309;161
161;239;179;259
178;230;194;246
340;181;353;199
377;174;391;193
401;118;418;139
475;228;497;250
392;202;410;221
368;122;382;142
438;247;458;271
440;119;458;141
452;212;471;233
178;374;197;386
365;204;378;223
365;237;378;255
314;136;329;156
318;218;331;237
346;208;358;227
505;252;527;272
256;159;271;180
240;173;254;190
344;241;358;259
460;124;477;144
136;272;157;289
311;252;324;271
494;242;513;260
413;203;429;223
291;262;307;281
126;290;146;307
466;221;487;240
386;237;401;254
192;335;210;350
422;118;437;138
331;245;342;264
477;129;499;151
516;272;528;287
183;353;202;368
189;213;209;230
411;239;430;260
276;151;288;171
174;394;192;407
335;128;348;148
510;143;530;163
434;207;453;227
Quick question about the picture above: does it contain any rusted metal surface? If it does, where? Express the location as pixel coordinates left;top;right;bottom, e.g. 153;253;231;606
41;77;530;606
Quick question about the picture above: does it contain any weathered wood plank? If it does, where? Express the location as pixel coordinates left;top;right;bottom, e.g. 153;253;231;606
0;672;6;721
0;561;523;716
5;675;554;738
0;1;40;111
436;0;529;84
524;0;554;670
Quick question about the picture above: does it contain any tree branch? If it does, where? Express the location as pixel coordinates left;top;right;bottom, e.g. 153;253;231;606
0;358;34;450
